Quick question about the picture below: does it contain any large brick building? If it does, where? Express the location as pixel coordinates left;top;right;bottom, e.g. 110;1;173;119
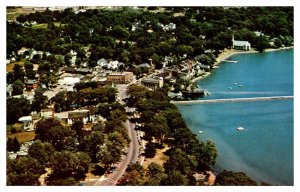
107;72;133;84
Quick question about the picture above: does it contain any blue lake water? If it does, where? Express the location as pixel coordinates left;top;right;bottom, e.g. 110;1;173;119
177;49;294;185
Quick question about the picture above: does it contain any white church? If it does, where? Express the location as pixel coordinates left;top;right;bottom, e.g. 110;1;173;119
232;35;251;51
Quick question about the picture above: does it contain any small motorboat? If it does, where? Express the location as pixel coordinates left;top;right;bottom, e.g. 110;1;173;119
228;87;233;90
238;84;243;87
236;127;245;131
234;82;238;85
199;130;204;134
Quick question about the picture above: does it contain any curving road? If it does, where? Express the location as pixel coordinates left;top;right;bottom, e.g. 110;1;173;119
93;85;140;186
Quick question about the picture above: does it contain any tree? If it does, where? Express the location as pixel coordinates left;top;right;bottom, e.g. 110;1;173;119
7;97;31;124
64;53;72;66
215;170;257;186
108;109;128;122
46;125;76;151
147;116;170;145
161;170;189;186
144;162;166;185
31;91;48;112
7;157;46;186
151;53;164;69
7;71;14;84
35;118;76;150
35;118;62;141
144;142;157;158
256;35;270;52
196;53;215;68
126;84;149;107
47;151;91;184
12;80;24;95
46;177;78;186
72;120;84;141
81;131;104;162
12;64;25;82
274;38;283;48
7;137;21;152
111;25;129;40
164;148;197;176
97;131;126;169
118;163;146;185
174;45;194;59
191;140;218;170
28;140;55;165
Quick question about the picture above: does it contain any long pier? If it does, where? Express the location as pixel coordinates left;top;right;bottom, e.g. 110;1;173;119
171;96;294;105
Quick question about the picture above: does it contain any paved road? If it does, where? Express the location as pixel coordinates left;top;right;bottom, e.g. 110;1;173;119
93;85;140;186
94;120;139;186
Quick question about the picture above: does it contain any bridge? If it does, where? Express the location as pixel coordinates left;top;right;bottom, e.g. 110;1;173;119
171;96;294;105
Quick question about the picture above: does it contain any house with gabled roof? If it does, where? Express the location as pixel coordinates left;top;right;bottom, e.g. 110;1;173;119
232;35;251;51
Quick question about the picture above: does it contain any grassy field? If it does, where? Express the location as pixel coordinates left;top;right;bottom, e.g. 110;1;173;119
6;59;26;72
31;22;65;29
142;145;170;169
7;131;36;143
6;7;36;21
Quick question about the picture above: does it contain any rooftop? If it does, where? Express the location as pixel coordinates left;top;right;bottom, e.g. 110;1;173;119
233;40;251;46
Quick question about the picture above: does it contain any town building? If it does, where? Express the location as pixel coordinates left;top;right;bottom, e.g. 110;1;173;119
18;116;33;130
97;58;108;68
67;109;90;124
24;79;38;91
141;77;164;90
40;108;54;119
107;72;133;84
232;35;251;51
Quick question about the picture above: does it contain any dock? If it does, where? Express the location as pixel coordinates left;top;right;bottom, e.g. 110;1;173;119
221;60;238;63
171;96;293;105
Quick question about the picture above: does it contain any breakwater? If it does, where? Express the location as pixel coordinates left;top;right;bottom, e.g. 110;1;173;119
172;95;293;105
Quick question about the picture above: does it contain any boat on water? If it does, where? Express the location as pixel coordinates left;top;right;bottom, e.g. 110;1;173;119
234;82;238;85
199;130;203;134
238;84;243;87
236;127;245;131
228;87;233;90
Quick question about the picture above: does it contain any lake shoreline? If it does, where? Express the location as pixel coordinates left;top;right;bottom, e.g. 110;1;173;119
191;46;294;83
179;48;294;185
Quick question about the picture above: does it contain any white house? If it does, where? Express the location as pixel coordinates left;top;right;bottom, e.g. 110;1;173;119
58;75;81;91
108;60;119;70
18;116;33;130
59;76;81;85
97;58;108;68
232;35;251;51
17;47;30;55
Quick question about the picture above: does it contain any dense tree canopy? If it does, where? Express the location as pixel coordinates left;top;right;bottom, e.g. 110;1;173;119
28;140;55;165
7;137;21;153
7;96;31;124
7;157;46;186
215;170;258;186
46;151;91;185
8;7;293;66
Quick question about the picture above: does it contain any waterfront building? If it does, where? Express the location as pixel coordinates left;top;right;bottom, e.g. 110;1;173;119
141;77;163;90
232;35;251;51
